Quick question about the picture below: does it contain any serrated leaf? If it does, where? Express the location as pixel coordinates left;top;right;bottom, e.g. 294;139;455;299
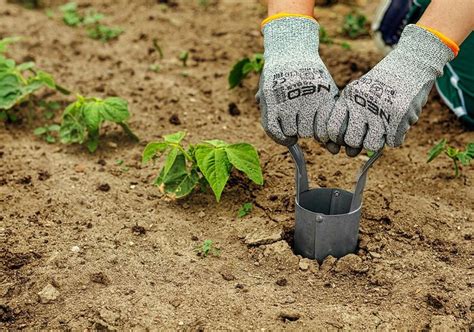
225;143;263;185
228;58;250;89
195;146;231;201
142;142;168;163
427;139;446;163
101;97;129;122
164;131;186;144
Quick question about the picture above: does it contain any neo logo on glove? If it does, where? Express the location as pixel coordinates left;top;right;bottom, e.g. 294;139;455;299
353;94;391;124
273;84;331;104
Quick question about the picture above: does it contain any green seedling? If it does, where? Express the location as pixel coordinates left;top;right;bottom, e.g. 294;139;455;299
0;37;69;121
343;12;369;38
238;202;253;218
427;139;474;177
59;95;138;153
152;38;164;59
148;64;161;73
60;2;82;27
34;124;60;143
341;41;352;50
196;240;220;257
87;25;123;42
83;10;104;25
228;53;264;89
179;51;189;67
142;131;264;201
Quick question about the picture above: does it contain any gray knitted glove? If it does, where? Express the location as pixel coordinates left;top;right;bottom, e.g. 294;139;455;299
257;17;338;146
326;24;455;156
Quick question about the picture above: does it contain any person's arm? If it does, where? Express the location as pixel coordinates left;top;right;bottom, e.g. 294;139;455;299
417;0;474;45
264;0;315;17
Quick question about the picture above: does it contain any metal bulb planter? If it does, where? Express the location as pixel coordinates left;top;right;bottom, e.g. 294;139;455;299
289;144;382;263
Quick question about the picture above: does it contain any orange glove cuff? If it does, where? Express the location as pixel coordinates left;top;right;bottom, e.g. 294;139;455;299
416;24;460;57
261;13;316;29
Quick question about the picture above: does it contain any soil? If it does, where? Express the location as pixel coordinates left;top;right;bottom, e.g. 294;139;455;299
1;0;473;330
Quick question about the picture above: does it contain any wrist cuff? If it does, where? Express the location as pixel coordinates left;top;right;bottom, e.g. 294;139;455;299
416;24;460;57
261;12;316;29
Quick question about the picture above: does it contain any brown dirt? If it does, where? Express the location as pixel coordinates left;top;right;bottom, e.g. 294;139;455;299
1;0;473;330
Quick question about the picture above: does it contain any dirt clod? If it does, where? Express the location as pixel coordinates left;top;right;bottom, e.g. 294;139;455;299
426;294;444;310
320;255;337;273
131;225;146;235
334;254;367;274
169;114;181;125
221;272;236;281
228;102;241;116
37;170;50;181
98;183;111;192
245;229;282;246
90;272;111;286
276;278;287;286
278;311;300;322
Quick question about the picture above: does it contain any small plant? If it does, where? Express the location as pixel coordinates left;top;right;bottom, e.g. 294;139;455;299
0;37;69;122
60;2;82;26
148;64;161;73
39;100;61;119
142;132;264;201
60;2;123;42
196;240;220;257
237;202;252;218
343;12;368;38
34;124;60;143
87;25;123;42
152;38;164;59
427;139;474;177
179;51;189;67
228;53;264;89
59;95;138;152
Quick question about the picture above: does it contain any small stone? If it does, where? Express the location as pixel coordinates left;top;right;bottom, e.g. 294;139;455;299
38;284;60;303
198;211;206;218
276;278;287;286
74;164;86;173
299;258;310;271
99;308;120;325
320;255;337;273
71;246;80;253
107;142;118;148
245;229;282;246
178;321;184;326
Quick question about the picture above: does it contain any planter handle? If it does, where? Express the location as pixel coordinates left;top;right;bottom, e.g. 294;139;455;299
288;144;382;210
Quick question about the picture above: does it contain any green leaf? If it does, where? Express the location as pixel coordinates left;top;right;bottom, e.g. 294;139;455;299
0;72;23;110
0;37;21;54
48;124;61;132
203;139;227;148
142;142;169;163
457;152;472;166
427;139;446;163
86;129;100;152
164;131;186;144
225;143;263;185
163;147;180;179
60;2;77;12
45;135;56;143
101;97;129;122
173;169;199;198
228;57;250;89
82;101;103;131
155;153;191;195
16;61;35;72
83;10;104;25
238;202;252;218
195;145;231;202
34;127;47;135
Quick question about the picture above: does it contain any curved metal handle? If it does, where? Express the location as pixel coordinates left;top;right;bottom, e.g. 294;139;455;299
350;150;383;212
289;144;383;210
288;144;309;202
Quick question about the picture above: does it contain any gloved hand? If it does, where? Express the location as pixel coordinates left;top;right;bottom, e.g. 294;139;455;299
257;16;339;146
326;24;455;156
